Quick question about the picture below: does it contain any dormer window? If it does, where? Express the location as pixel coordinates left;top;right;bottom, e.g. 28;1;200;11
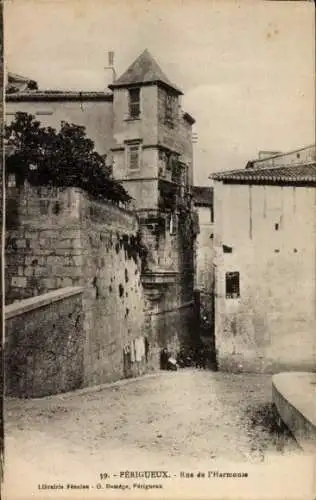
128;88;140;119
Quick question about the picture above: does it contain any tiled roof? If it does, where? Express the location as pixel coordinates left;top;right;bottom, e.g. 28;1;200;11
109;49;182;94
193;186;213;206
8;72;33;83
6;91;113;102
211;163;316;185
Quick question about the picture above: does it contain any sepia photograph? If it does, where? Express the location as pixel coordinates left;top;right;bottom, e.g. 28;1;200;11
2;0;315;499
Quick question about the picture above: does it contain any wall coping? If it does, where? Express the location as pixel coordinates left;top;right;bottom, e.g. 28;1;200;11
5;287;84;320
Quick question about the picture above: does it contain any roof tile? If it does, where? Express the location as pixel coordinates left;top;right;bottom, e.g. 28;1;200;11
211;163;316;185
109;49;182;94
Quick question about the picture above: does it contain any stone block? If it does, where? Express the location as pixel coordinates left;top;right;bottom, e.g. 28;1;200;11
72;256;82;267
34;267;49;277
56;277;73;288
47;255;64;266
57;239;72;249
11;277;27;288
24;267;34;277
66;230;81;239
16;239;26;249
70;238;83;250
24;232;38;239
42;278;57;289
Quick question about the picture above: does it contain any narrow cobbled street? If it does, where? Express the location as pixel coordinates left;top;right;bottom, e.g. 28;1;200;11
4;370;303;497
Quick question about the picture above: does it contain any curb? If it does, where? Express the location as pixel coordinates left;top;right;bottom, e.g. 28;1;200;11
34;371;164;401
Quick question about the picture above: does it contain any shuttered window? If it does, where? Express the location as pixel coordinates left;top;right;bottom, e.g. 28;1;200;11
225;272;240;299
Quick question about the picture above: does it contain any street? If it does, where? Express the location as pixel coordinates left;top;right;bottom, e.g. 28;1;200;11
4;369;302;497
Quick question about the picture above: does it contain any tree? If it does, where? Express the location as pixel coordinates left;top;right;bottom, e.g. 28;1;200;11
5;112;132;205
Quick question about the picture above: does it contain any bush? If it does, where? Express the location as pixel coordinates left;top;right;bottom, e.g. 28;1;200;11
5;112;132;205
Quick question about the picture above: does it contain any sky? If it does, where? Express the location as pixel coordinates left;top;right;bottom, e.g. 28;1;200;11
5;0;315;185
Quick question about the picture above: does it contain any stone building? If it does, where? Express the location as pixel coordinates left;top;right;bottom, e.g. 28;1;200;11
211;145;316;373
5;50;198;392
192;186;214;331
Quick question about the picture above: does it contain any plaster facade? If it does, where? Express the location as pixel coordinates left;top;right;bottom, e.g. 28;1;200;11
213;180;316;372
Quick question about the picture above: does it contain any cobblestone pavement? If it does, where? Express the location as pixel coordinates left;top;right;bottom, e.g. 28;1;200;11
4;370;302;492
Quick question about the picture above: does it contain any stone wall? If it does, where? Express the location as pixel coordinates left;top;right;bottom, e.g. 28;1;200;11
5;185;84;303
139;208;196;356
79;193;149;385
5;287;84;397
5;183;196;387
214;181;316;372
5;185;151;387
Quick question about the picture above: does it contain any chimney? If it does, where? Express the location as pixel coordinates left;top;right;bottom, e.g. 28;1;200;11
108;51;114;67
105;51;116;85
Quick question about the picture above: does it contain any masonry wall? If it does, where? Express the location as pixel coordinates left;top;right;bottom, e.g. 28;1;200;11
214;181;316;372
5;287;84;398
79;194;149;385
140;210;196;355
5;184;84;303
5;185;151;387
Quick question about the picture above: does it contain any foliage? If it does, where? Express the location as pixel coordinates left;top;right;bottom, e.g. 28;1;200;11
5;112;132;205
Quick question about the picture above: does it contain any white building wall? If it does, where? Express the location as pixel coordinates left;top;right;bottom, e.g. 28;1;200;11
214;181;316;372
195;206;214;295
6;99;114;157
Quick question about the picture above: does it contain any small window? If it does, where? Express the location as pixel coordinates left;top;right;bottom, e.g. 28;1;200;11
165;93;175;125
275;223;279;231
127;143;141;170
128;88;140;119
223;244;232;253
225;272;240;299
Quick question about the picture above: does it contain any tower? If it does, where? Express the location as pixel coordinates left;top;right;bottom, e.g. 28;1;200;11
109;50;197;354
109;49;191;211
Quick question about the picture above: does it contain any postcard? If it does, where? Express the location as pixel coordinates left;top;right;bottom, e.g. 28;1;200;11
2;1;315;499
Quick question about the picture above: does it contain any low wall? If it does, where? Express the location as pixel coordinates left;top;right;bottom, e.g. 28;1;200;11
272;372;316;453
5;287;84;398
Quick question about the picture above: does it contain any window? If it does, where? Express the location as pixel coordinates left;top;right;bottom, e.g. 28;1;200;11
225;272;240;299
223;244;233;254
127;143;141;170
164;93;176;125
128;88;140;119
169;212;177;235
166;152;172;171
